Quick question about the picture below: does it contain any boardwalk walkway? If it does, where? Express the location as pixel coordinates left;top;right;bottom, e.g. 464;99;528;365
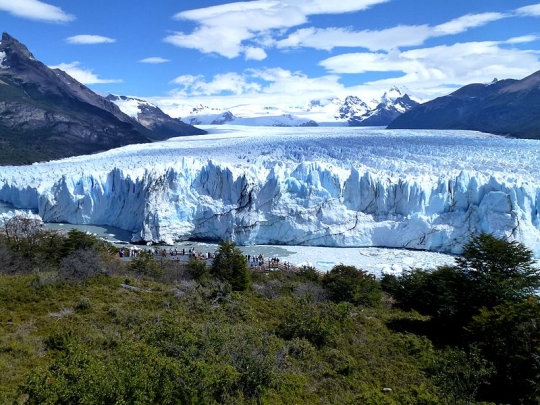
118;247;303;274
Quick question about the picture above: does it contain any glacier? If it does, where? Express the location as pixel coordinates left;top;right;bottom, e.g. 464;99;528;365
1;125;540;255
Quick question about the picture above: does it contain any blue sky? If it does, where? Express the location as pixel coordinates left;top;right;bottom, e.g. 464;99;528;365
1;0;540;109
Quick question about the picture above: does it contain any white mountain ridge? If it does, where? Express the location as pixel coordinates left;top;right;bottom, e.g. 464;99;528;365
109;86;418;128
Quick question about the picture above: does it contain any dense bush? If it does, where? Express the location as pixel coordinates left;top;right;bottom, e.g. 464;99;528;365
322;264;382;307
58;247;107;282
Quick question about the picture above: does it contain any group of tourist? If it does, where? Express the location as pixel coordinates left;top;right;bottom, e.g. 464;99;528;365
117;246;294;271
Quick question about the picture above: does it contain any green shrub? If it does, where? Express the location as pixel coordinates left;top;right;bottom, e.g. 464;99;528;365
129;249;162;277
187;256;210;282
322;264;382;307
277;297;349;347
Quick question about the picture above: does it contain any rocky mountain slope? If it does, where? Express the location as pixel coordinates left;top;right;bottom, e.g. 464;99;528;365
0;32;203;165
388;71;540;138
349;88;419;126
105;95;206;137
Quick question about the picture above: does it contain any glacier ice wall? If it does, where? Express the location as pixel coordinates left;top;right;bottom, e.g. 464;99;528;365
1;126;539;254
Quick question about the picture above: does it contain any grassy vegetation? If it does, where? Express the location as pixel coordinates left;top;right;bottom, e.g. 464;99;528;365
0;215;538;404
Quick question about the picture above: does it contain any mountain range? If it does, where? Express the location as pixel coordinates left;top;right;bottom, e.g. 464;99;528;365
155;86;419;127
2;30;539;166
388;71;540;138
0;32;205;165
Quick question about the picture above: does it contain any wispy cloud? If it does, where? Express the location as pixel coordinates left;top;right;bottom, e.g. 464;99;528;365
140;57;170;64
0;0;74;23
515;4;540;17
164;0;388;59
319;40;540;98
66;35;116;45
49;62;122;84
277;12;508;52
505;35;539;44
167;67;347;109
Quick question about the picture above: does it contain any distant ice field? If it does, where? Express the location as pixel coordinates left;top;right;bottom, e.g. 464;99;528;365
4;125;539;185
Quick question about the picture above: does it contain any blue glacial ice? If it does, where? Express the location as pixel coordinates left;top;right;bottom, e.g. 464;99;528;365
1;125;540;255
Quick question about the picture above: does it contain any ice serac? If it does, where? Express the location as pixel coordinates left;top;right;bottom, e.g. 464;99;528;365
0;164;535;254
1;127;539;255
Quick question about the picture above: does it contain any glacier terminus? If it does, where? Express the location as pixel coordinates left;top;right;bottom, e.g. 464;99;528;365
1;125;540;255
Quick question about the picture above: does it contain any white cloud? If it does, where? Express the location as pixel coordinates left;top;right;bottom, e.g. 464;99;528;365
0;0;74;23
277;26;433;52
166;67;347;109
277;12;507;52
66;35;116;45
244;47;267;61
433;12;507;35
140;57;170;64
505;35;539;44
170;72;262;96
48;62;122;84
319;40;540;99
292;0;390;14
165;0;388;58
165;25;253;58
515;4;540;16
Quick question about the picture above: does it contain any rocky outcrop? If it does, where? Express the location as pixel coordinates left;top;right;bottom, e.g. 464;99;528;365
349;88;419;127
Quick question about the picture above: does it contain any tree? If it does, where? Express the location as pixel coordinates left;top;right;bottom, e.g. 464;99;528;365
432;345;494;405
467;298;540;404
211;241;250;291
322;264;381;307
456;233;540;308
382;265;469;318
0;214;45;257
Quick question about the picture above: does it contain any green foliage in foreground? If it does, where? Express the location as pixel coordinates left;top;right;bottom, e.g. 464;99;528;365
0;227;538;404
211;240;251;291
383;233;540;404
0;273;439;404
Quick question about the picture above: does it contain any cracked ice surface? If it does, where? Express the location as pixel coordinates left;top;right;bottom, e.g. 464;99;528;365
1;125;540;254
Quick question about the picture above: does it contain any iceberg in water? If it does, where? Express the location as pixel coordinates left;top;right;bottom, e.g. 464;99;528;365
1;125;540;255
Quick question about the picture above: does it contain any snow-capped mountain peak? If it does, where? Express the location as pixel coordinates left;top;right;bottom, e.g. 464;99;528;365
106;94;206;137
380;86;408;104
106;94;155;118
